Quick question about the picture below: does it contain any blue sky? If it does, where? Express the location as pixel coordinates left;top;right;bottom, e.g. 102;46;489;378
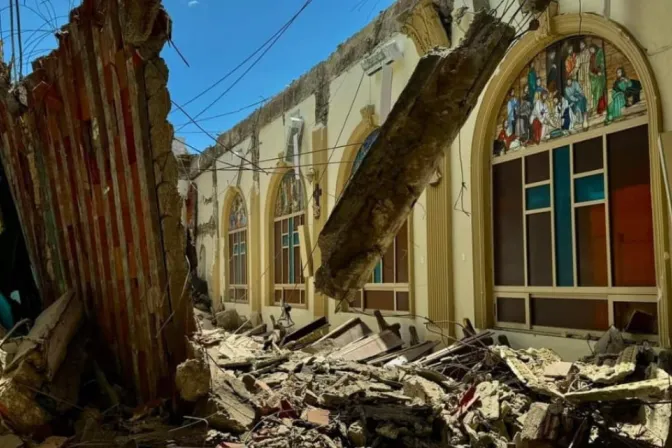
1;0;396;152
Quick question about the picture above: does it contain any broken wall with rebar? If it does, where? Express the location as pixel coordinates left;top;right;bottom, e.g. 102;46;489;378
0;0;191;402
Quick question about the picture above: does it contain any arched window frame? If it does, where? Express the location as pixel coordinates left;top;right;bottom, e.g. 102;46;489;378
271;169;307;306
470;15;667;342
225;192;248;303
339;127;413;313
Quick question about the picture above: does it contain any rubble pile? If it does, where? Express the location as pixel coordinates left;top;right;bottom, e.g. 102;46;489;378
175;314;672;448
0;299;670;448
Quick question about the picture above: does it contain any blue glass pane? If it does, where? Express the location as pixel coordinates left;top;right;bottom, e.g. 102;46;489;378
352;129;380;175
293;232;300;245
282;235;289;247
526;184;551;210
553;146;574;287
574;174;605;203
289;243;295;282
373;262;383;283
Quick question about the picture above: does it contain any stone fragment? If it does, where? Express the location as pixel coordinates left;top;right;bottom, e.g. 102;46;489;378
476;381;500;421
578;345;637;384
176;359;211;402
543;361;574;378
215;309;242;331
402;374;445;408
302;408;330;426
194;386;256;434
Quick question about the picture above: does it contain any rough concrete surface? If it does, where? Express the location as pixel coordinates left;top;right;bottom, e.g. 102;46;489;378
315;11;516;300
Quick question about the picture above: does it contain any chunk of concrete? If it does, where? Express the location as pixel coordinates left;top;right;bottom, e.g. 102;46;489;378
194;386;256;433
314;11;516;300
402;375;445;408
176;358;211;402
215;309;242;331
578;345;637;384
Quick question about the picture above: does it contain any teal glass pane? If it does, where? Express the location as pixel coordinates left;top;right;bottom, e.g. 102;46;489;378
373;262;383;283
526;184;551;210
289;243;295;282
574;174;605;203
553;146;574;286
240;242;246;254
233;244;239;255
293;232;300;245
282;235;289;247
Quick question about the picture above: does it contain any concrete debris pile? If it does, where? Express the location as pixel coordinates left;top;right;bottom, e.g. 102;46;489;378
0;298;670;448
172;314;672;448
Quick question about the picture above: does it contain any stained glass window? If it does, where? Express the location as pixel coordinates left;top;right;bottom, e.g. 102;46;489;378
493;36;646;158
273;170;306;306
490;36;656;336
348;129;410;312
226;193;248;303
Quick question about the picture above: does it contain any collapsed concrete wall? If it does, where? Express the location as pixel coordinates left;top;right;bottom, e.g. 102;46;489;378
315;11;516;301
0;0;191;401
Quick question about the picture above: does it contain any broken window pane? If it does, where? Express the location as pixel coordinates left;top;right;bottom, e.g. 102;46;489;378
614;301;658;334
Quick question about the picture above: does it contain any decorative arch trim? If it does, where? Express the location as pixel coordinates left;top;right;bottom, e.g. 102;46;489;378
220;187;250;305
470;14;668;343
263;164;311;308
335;106;380;198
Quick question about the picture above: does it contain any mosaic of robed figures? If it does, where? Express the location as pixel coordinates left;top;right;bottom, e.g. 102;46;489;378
229;194;247;230
493;36;646;157
275;171;305;217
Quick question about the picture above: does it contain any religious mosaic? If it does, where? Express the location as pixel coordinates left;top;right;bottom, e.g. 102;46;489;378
229;194;247;231
493;36;646;157
275;170;305;217
352;128;380;175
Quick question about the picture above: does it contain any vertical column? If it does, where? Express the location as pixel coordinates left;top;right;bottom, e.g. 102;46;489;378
312;127;329;318
426;153;454;338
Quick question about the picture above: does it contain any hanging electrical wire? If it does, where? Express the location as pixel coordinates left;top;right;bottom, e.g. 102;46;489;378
172;0;314;114
14;0;23;80
175;0;314;132
9;0;16;81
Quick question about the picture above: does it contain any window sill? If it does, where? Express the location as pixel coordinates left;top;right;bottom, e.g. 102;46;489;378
339;309;414;319
494;325;659;345
269;303;309;310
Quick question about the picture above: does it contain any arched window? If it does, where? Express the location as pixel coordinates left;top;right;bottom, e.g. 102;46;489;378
226;193;248;303
273;170;306;305
349;129;410;312
491;35;656;336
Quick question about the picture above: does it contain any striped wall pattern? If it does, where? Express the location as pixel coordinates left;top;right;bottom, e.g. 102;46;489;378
0;0;191;401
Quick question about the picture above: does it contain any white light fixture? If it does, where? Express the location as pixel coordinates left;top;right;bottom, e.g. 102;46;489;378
361;41;403;76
